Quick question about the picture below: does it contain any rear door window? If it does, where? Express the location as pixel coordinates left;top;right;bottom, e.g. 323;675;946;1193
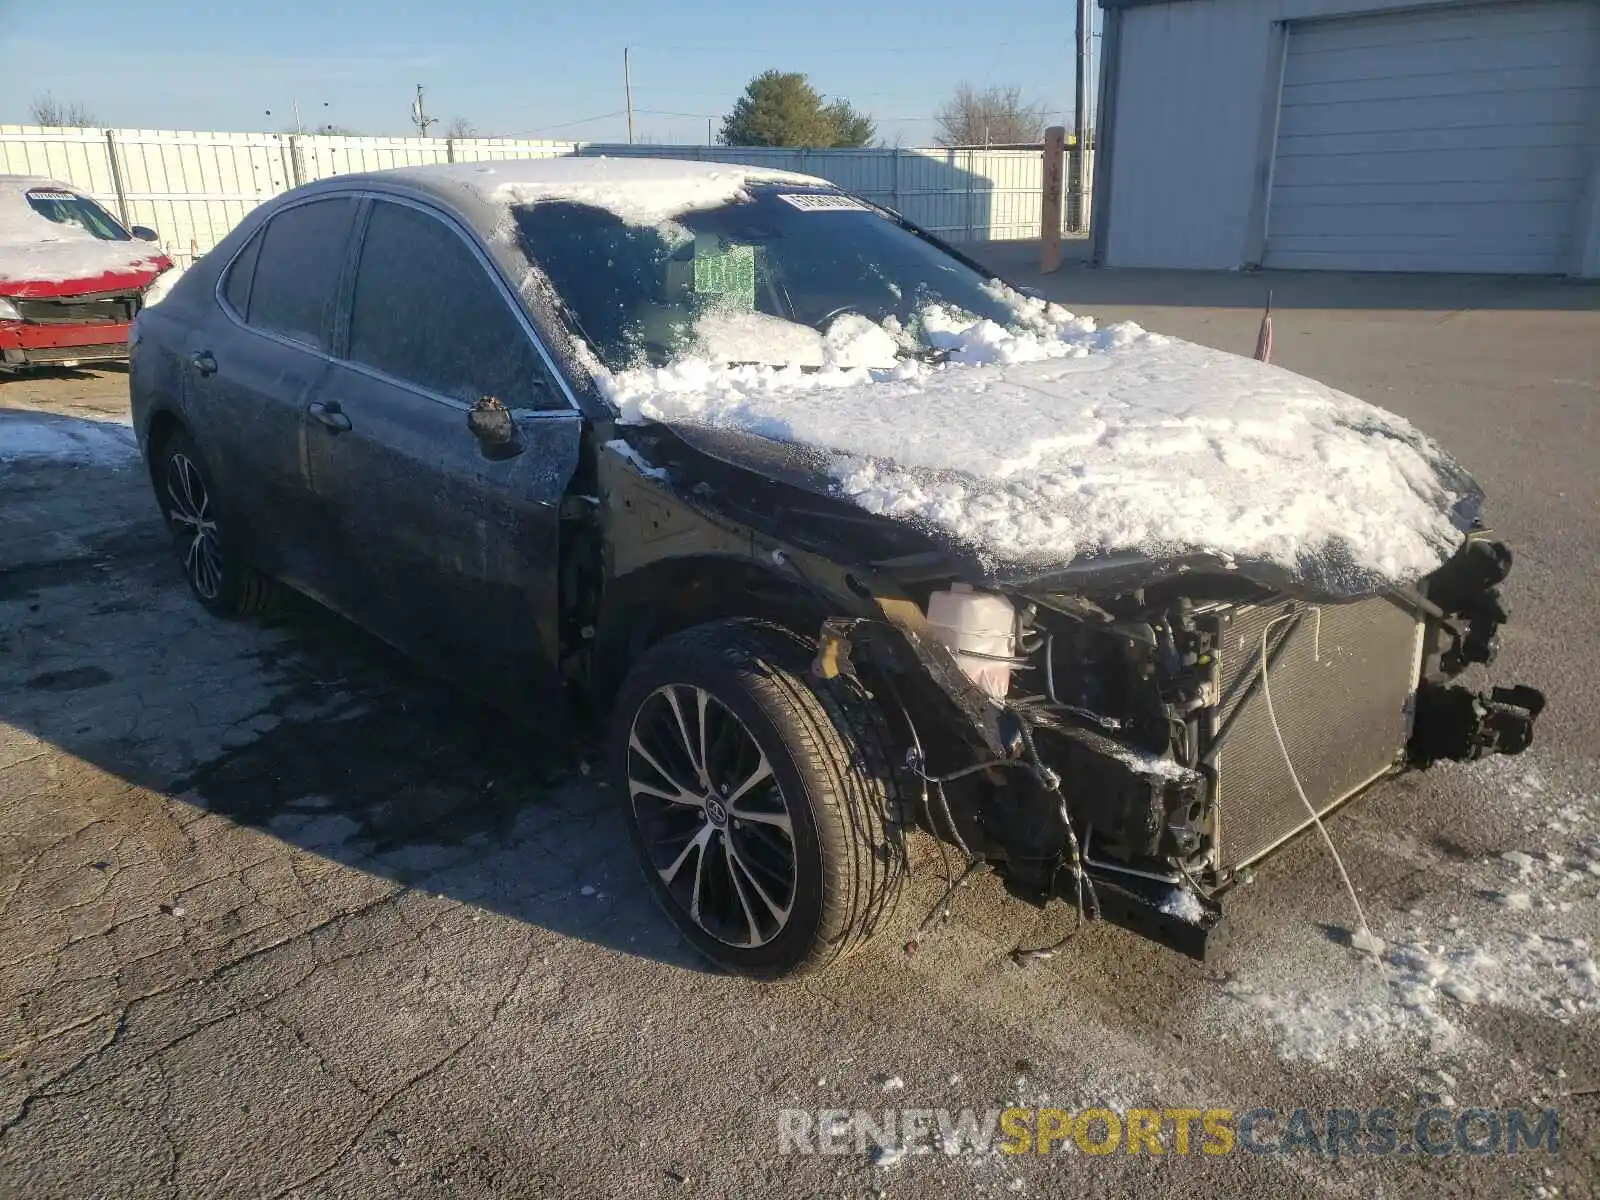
246;198;356;351
222;227;264;316
347;199;560;410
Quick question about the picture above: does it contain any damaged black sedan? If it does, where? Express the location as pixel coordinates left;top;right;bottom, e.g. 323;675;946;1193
129;159;1544;978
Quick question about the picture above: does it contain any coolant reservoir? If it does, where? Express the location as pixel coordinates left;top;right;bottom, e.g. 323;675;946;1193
925;584;1017;699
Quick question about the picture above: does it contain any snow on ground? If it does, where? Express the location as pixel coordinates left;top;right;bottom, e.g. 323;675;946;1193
0;410;137;467
405;158;827;229
1206;753;1599;1066
603;291;1471;587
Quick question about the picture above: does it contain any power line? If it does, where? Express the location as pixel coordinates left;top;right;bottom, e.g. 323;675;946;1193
523;110;628;133
638;39;1045;55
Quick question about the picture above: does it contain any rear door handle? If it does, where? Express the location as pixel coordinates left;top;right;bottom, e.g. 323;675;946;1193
307;400;352;432
190;350;217;376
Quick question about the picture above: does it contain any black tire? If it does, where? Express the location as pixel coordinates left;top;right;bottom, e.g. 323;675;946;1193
154;430;282;618
612;619;907;979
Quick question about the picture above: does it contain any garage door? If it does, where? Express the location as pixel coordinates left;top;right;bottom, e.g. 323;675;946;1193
1265;1;1600;273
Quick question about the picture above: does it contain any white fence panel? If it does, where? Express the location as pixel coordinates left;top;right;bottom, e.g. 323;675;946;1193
1;125;1076;270
578;144;1058;243
448;138;578;164
0;126;119;196
298;135;451;181
111;129;296;266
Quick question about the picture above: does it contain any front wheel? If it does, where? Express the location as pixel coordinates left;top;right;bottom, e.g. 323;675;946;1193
612;619;907;979
154;430;281;617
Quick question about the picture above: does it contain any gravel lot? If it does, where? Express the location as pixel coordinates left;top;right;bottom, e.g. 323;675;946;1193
1;269;1596;1199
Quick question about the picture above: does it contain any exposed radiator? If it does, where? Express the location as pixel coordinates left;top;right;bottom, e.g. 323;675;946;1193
13;291;140;325
1205;596;1423;871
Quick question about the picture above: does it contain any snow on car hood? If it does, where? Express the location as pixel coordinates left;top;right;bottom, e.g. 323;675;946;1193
603;296;1479;591
0;233;166;287
0;187;165;287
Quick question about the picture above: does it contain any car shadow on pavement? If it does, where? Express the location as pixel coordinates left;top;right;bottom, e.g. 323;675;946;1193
0;363;128;385
0;440;715;976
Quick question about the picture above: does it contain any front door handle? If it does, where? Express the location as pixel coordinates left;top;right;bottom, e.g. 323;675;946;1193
190;350;217;376
307;400;352;432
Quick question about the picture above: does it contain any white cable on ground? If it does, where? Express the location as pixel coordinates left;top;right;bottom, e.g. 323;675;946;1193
1258;613;1385;960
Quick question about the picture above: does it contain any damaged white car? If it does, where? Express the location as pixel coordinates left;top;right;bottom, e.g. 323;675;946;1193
130;159;1543;977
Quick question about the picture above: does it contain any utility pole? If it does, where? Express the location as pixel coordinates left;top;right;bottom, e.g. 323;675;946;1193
411;83;437;137
624;47;635;145
1069;0;1092;232
707;116;713;146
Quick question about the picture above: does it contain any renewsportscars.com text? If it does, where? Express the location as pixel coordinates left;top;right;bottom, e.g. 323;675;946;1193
777;1105;1559;1158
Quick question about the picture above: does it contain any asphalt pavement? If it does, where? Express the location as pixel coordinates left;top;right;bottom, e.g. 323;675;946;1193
0;266;1596;1199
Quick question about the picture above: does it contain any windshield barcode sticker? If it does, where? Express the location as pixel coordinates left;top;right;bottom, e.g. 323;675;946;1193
776;193;869;212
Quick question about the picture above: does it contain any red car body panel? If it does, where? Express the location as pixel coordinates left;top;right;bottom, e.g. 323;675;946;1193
1;262;170;301
0;317;136;353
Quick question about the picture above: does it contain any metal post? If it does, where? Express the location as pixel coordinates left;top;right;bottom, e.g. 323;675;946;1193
965;150;974;242
1069;0;1090;232
1041;126;1066;271
104;130;131;226
891;148;901;214
624;48;635;145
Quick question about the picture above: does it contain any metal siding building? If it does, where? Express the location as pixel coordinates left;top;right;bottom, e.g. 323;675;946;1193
1092;0;1600;276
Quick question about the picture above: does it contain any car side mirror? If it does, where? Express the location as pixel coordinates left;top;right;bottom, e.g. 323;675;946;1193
467;395;523;460
130;225;159;242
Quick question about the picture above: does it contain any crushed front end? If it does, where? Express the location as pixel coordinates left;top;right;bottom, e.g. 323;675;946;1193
842;533;1544;962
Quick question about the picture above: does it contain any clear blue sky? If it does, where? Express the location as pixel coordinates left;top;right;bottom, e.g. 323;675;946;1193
3;0;1098;145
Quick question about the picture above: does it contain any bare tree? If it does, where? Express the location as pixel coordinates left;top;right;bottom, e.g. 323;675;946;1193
933;84;1048;148
444;116;477;139
30;92;100;127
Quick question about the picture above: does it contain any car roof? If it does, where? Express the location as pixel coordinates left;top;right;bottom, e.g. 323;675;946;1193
296;156;836;237
367;155;828;196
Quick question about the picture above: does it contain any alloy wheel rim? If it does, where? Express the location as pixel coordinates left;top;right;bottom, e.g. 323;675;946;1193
165;452;222;600
627;684;796;948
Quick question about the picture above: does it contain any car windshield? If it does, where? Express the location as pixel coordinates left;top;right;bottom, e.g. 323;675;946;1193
508;184;1020;371
25;188;131;241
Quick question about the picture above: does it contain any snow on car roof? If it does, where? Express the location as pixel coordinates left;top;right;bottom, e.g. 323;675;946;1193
384;157;834;227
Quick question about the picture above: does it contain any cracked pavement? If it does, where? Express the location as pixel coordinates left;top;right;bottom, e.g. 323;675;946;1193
1;272;1597;1200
